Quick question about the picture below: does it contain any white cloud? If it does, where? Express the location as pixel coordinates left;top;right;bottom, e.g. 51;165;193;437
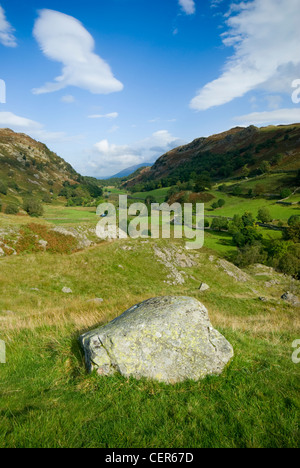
86;130;184;177
0;6;17;47
61;95;76;103
235;108;300;126
0;111;83;143
88;112;118;119
190;0;300;110
0;112;42;129
32;9;123;95
178;0;196;15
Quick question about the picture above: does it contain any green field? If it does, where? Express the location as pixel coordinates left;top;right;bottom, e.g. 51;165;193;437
130;187;170;203
0;237;299;448
207;190;300;222
1;173;300;448
43;205;97;225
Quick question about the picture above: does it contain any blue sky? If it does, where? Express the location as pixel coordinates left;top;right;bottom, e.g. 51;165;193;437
0;0;300;177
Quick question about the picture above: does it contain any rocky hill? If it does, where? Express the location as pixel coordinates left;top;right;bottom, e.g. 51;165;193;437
126;124;300;186
0;128;104;209
0;128;79;200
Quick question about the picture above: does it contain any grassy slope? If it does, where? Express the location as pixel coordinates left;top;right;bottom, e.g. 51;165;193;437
207;191;300;222
0;231;299;448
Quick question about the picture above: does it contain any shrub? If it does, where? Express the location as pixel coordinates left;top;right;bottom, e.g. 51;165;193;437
288;215;300;226
280;188;292;199
5;204;19;215
257;208;272;223
279;252;300;278
234;243;267;268
42;193;52;204
23;198;44;217
218;199;226;208
211;217;229;232
0;181;7;195
232;185;242;196
283;223;300;243
218;184;227;192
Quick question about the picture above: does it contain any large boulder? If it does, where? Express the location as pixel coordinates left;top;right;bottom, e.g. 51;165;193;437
80;296;234;383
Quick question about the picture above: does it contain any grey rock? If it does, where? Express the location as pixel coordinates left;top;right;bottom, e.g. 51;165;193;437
199;283;210;292
80;296;234;384
38;240;48;249
281;292;300;306
62;287;73;294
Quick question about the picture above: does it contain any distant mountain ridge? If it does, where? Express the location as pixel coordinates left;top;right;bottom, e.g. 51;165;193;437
126;124;300;186
107;163;152;180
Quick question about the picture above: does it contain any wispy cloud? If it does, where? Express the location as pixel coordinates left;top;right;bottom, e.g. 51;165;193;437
178;0;196;16
61;95;76;104
190;0;300;110
32;9;123;95
235;108;300;126
0;5;17;47
0;111;83;143
88;112;119;119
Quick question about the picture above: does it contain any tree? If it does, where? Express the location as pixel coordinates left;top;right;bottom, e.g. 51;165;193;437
218;184;227;192
284;223;300;243
232;185;242;196
194;173;211;192
43;193;52;204
230;211;262;247
257;208;272;223
280;188;292;199
218;199;226;208
5;204;19;215
260;161;271;174
0;181;7;195
23;198;44;217
234;243;267;268
288;215;300;226
242;164;250;178
211;217;229;232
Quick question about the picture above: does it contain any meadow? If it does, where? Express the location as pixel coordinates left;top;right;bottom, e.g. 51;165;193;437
0;209;299;447
0;178;300;448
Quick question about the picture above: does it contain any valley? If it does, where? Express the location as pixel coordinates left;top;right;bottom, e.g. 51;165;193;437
0;124;299;448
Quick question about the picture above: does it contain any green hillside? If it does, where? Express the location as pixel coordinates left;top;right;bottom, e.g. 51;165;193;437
126;124;300;187
0;128;103;213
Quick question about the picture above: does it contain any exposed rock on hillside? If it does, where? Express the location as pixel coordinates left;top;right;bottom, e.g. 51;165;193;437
152;245;197;285
80;296;234;383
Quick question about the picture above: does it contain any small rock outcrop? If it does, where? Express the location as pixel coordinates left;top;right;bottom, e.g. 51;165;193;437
80;296;234;384
281;292;300;306
199;283;210;292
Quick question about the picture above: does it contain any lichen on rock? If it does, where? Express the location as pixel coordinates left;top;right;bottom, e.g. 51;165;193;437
80;296;234;384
